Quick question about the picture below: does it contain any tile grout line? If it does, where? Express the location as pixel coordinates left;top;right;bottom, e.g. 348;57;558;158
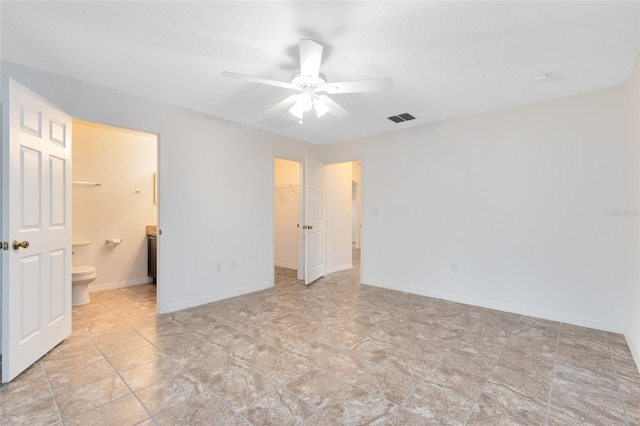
543;326;561;426
131;323;256;425
606;332;631;426
85;332;160;425
41;361;68;426
462;314;522;425
383;314;487;423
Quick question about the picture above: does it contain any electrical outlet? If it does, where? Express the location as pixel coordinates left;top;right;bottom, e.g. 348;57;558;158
450;263;458;273
216;262;222;272
230;260;236;270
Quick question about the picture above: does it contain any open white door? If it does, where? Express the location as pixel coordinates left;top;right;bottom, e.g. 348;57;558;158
303;157;326;285
2;79;72;382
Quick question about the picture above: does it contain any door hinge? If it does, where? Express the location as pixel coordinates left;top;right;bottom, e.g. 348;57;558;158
2;242;8;250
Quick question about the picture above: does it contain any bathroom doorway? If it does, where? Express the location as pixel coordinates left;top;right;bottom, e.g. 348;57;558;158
72;121;159;305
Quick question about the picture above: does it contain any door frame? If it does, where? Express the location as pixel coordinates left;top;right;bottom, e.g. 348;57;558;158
272;156;365;285
0;112;165;358
68;117;163;308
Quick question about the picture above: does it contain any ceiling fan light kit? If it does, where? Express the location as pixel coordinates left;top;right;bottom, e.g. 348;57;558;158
222;39;393;124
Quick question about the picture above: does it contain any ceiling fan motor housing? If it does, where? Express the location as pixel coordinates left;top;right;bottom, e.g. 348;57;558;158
291;72;327;92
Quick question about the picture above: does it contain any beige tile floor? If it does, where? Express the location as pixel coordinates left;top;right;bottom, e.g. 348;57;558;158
1;250;640;425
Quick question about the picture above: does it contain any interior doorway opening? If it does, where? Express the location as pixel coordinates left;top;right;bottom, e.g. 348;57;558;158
273;158;362;284
274;158;301;276
72;120;159;304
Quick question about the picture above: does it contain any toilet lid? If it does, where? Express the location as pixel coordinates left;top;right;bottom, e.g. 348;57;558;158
72;265;95;276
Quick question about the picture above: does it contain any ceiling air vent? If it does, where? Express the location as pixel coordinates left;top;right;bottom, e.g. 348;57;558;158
387;113;416;123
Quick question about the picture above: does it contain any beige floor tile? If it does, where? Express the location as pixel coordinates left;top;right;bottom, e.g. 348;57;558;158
617;378;640;424
402;382;473;425
222;415;253;425
0;372;53;414
381;346;440;380
286;369;349;408
107;344;162;372
466;403;531;425
241;389;314;425
424;350;495;400
231;339;282;371
209;367;279;412
167;339;226;368
48;358;115;395
135;373;204;415
355;365;419;404
154;390;236;425
318;352;376;383
613;354;640;384
0;394;60;426
65;394;149;426
322;385;396;425
478;380;549;425
55;374;131;418
120;357;181;390
384;408;440;425
346;336;397;364
257;352;315;385
41;338;104;375
302;411;342;426
290;339;340;365
93;333;150;357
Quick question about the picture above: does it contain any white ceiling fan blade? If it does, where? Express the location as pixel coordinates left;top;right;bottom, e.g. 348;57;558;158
324;78;393;94
299;39;323;78
265;95;299;115
317;95;350;120
221;71;297;90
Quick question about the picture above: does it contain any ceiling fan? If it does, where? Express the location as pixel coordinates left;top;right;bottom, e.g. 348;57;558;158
222;39;393;124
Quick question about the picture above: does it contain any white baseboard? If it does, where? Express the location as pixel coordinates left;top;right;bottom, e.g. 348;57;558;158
164;281;273;313
364;279;624;333
327;264;353;274
89;277;153;293
275;261;297;270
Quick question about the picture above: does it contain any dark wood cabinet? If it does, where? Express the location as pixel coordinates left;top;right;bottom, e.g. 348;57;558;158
148;235;157;283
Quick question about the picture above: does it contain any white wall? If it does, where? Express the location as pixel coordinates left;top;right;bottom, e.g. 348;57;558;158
0;61;319;314
72;121;157;291
322;85;629;332
325;162;353;273
274;158;299;270
626;54;640;369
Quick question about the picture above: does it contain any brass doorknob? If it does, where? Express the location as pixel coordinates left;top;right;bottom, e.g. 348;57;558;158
12;240;29;250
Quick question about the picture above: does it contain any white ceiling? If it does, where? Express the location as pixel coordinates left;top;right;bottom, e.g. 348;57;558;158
1;1;638;145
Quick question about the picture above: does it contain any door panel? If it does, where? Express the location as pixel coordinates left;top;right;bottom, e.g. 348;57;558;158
2;79;72;382
304;157;326;285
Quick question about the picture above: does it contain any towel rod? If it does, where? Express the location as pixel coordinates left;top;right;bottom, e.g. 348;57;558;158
72;180;102;187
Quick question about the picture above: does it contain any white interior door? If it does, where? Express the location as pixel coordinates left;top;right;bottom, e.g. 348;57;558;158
2;79;72;382
304;157;325;285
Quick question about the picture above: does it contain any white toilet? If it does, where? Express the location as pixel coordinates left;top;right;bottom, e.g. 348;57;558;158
72;265;97;306
71;241;97;306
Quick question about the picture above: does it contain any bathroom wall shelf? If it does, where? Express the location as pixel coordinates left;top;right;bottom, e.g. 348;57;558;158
72;180;102;187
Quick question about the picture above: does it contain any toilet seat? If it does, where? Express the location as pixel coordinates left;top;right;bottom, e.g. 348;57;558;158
72;265;96;278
